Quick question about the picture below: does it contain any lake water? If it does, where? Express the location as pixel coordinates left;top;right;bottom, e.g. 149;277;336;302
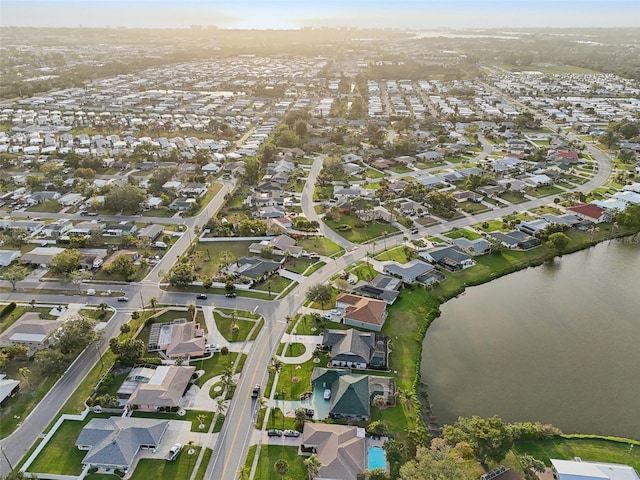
421;238;640;439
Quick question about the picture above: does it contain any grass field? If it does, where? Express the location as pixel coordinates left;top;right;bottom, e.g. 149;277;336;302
250;445;307;480
214;311;256;342
514;436;640;471
297;237;344;257
129;447;211;480
324;215;399;243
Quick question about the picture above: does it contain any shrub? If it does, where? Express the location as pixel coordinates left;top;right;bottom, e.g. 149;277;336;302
1;302;17;318
221;346;229;355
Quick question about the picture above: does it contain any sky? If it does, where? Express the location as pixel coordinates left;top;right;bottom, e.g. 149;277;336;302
2;0;640;30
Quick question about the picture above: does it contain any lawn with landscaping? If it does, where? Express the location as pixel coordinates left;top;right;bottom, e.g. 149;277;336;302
324;215;399;243
214;311;257;342
129;446;212;480
297;237;344;257
249;445;307;480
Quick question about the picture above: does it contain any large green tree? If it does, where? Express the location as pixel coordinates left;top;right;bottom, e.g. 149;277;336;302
56;315;100;355
49;249;81;276
103;254;137;281
109;338;145;362
168;262;197;286
103;184;147;213
442;415;515;469
1;264;30;290
399;443;476;480
306;283;333;311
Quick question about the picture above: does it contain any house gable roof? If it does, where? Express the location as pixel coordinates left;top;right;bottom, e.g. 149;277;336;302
335;293;387;327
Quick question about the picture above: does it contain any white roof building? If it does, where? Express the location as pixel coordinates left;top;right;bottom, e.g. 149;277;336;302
551;459;640;480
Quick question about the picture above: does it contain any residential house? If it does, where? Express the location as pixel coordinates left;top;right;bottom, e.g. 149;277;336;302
421;245;475;272
353;274;402;304
488;230;541;250
524;174;553;187
147;319;205;359
450;237;490;256
383;259;443;284
0;250;20;267
335;293;388;332
227;256;282;281
517;219;550;236
169;198;196;211
137;224;164;242
126;365;195;411
76;417;169;472
311;367;395;421
300;423;366;480
181;183;208;197
103;222;138;237
0;374;21;407
0;312;65;355
567;203;609;224
20;246;66;267
550;459;640;480
248;234;303;258
452;190;483;203
322;329;387;369
58;192;84;206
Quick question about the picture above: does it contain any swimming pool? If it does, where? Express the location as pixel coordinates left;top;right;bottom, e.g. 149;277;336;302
367;446;386;471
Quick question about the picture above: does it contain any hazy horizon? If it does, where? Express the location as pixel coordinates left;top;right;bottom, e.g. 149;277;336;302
2;0;640;30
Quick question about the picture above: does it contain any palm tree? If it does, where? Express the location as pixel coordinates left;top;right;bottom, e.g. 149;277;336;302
187;303;196;322
274;459;289;480
304;453;322;480
221;362;235;392
149;297;158;312
238;466;250;480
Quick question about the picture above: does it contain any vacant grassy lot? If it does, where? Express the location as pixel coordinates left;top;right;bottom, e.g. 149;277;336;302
374;245;413;263
25;200;63;213
324;215;399;244
297;237;344;257
195;352;246;387
513;436;640;471
458;200;491;214
443;228;482;240
499;192;529;204
527;185;565;198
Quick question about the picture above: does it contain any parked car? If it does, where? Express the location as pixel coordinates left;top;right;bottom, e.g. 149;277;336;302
117;296;129;302
330;309;340;315
206;344;221;353
323;313;332;320
166;443;182;461
283;429;300;438
323;388;332;400
303;408;315;418
267;429;283;437
196;293;208;299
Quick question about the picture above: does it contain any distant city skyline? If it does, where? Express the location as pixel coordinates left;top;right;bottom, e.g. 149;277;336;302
2;0;640;30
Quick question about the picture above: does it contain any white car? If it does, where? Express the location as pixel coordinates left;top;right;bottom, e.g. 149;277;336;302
323;388;331;400
206;344;221;353
330;309;340;315
323;313;332;320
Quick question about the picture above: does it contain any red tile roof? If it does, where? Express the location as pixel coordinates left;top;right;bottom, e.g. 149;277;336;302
567;203;606;220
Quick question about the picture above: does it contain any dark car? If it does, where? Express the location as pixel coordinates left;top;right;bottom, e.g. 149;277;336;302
304;408;315;418
116;296;129;302
225;292;236;298
267;429;282;437
196;294;208;299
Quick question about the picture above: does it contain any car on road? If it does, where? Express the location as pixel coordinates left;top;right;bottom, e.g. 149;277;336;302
283;429;300;437
117;296;129;302
411;228;419;234
323;388;332;400
252;384;260;398
196;293;208;299
225;292;236;298
267;429;283;437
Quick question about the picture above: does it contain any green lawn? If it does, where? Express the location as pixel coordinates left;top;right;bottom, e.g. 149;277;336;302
276;356;328;401
141;207;174;218
282;257;316;274
129;446;211;480
513;437;640;471
297;237;344;257
214;312;256;342
374;246;412;263
499;192;529;204
527;185;565;198
28;414;110;475
364;168;386;179
25;200;63;213
131;410;213;433
281;342;306;357
443;228;482;241
350;261;379;283
251;445;307;480
458;201;491;214
324;215;399;244
191;240;254;279
195;352;246;387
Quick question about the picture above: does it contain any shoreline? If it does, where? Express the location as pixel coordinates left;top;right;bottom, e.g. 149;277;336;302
412;229;640;441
